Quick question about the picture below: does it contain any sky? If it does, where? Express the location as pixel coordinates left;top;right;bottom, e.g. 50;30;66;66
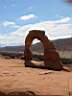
0;0;72;46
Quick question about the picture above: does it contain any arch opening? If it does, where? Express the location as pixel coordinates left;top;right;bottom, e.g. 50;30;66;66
31;38;44;54
30;38;44;67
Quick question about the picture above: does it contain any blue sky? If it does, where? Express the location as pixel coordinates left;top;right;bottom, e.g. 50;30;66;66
0;0;72;46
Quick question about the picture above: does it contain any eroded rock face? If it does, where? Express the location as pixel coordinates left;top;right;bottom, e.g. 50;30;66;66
24;30;63;70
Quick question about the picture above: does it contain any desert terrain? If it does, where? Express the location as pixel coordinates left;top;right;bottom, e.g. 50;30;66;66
0;56;72;96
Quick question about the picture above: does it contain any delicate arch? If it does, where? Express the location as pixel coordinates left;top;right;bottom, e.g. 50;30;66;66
24;30;63;70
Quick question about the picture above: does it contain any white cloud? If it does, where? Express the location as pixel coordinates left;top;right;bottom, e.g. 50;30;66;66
42;16;70;24
0;16;72;46
20;14;37;21
10;25;21;28
54;17;70;23
3;21;15;27
2;21;20;28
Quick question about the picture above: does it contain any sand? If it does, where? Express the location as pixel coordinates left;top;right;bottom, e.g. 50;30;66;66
0;58;72;96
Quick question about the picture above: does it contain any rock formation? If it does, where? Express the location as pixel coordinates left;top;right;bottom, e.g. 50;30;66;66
24;30;63;70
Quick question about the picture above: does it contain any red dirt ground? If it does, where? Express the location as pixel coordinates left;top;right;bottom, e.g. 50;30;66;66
0;58;72;96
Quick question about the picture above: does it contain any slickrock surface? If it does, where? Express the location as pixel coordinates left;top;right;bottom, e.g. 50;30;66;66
0;58;72;96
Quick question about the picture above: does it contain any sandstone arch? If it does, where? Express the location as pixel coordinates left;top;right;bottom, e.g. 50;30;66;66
24;30;63;70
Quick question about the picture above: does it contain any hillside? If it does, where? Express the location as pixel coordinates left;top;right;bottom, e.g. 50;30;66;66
54;38;72;51
0;38;72;53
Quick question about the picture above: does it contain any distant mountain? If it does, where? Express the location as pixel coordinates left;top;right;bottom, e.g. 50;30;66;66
0;46;24;52
53;38;72;51
0;38;72;53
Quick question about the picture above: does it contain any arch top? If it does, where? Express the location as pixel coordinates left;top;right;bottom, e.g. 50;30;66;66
29;30;45;36
25;30;47;46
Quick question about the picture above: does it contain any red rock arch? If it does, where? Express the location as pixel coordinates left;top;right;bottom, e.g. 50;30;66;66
24;30;63;70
